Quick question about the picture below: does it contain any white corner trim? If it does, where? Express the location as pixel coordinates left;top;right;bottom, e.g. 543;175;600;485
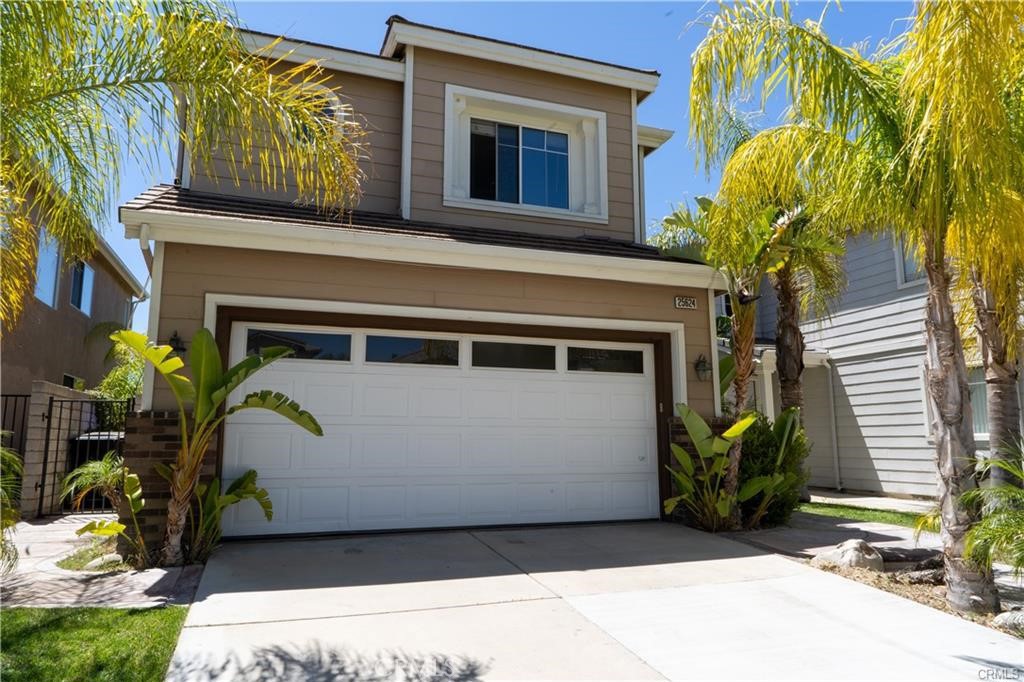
760;351;777;418
122;207;726;290
442;83;609;224
381;22;658;93
141;241;164;410
637;125;673;152
400;46;414;220
239;30;405;82
708;289;722;417
630;89;641;244
203;294;689;405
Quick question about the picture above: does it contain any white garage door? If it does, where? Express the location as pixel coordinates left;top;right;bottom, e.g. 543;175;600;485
221;322;659;536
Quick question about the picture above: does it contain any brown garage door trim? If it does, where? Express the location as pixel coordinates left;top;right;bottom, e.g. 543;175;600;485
215;305;674;520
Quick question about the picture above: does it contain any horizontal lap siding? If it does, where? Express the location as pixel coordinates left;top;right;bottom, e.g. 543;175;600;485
189;66;402;215
410;48;635;240
796;367;837;488
154;243;714;417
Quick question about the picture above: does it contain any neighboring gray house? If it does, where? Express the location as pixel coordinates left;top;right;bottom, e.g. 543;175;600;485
738;232;1023;498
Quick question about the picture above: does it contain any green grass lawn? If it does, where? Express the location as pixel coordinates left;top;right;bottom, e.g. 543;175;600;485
55;537;130;572
0;607;187;682
797;502;924;529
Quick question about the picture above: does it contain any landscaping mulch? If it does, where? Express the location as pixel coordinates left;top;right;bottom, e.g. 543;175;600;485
814;563;1020;638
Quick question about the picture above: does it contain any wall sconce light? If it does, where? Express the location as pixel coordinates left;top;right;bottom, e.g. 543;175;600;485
694;353;712;382
168;330;187;355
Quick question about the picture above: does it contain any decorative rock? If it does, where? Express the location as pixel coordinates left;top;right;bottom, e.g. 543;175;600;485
810;539;884;571
993;610;1024;635
894;568;945;585
83;553;123;570
875;547;941;565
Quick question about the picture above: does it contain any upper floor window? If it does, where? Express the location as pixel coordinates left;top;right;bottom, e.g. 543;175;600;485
896;235;925;287
444;84;608;224
69;261;94;315
469;120;569;210
34;228;59;308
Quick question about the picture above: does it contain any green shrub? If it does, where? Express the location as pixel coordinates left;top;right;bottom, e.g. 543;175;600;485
738;412;810;527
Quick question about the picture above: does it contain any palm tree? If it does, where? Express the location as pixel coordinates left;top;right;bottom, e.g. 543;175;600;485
961;439;1024;576
689;1;1022;613
655;198;788;522
1;442;22;575
61;452;126;512
1;1;366;330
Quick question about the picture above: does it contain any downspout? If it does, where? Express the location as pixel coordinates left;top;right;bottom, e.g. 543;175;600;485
825;357;842;491
138;222;153;272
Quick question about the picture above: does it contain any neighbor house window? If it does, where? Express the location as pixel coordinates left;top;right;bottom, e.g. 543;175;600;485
968;367;990;438
69;261;94;315
444;84;607;222
897;236;925;286
34;229;60;307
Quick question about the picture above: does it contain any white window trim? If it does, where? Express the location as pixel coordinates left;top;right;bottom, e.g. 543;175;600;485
895;235;926;289
443;84;608;224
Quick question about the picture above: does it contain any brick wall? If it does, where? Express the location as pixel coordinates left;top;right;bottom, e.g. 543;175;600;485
121;410;217;547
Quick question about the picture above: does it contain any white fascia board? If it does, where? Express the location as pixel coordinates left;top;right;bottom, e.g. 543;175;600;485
382;23;659;93
240;31;405;82
638;125;673;153
95;233;146;297
121;208;726;290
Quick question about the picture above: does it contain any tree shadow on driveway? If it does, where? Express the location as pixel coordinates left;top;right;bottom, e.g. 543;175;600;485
166;642;489;682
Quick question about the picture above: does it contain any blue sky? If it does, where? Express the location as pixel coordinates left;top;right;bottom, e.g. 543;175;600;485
115;1;912;330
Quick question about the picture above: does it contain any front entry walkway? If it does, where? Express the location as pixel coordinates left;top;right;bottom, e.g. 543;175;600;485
169;522;1022;681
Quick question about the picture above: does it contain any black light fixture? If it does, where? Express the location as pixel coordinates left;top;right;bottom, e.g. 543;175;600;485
694;353;712;382
168;330;187;355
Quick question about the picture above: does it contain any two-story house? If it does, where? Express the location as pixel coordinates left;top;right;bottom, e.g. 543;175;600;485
1;229;145;395
119;17;725;536
748;232;1024;498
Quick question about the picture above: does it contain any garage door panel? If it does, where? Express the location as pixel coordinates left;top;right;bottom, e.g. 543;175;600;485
223;324;660;536
358;433;409;469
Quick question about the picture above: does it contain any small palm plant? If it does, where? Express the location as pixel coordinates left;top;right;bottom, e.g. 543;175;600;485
62;451;149;567
962;441;1024;576
113;328;323;566
1;441;23;575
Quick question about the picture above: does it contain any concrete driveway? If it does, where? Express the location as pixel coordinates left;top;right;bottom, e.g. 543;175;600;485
168;522;1022;681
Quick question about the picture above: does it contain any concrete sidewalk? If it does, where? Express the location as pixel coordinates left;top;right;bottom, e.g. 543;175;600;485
168;522;1023;681
808;489;935;514
1;515;201;608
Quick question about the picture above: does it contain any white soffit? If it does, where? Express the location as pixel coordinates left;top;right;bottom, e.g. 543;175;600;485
239;30;405;82
121;208;725;290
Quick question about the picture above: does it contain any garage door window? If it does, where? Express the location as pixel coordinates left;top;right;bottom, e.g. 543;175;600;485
471;341;556;370
247;329;351;361
366;335;459;365
568;347;644;374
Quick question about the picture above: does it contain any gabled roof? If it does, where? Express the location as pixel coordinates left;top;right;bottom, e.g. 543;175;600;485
381;15;660;95
121;185;690;264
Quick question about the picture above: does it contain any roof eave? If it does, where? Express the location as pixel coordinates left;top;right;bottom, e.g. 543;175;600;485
121;207;725;291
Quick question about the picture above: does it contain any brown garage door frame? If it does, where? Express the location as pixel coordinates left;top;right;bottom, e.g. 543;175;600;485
215;305;674;520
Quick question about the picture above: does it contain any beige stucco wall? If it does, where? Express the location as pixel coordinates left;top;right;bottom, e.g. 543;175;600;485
153;243;714;417
410;48;636;240
189;66;403;215
2;253;133;395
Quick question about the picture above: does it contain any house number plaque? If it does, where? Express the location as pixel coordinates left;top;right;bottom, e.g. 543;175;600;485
673;296;698;310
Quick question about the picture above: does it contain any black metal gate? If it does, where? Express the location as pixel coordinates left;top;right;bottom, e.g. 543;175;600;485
38;397;134;516
1;394;30;455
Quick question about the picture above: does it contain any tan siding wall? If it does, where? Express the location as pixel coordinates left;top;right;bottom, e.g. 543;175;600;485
410;48;635;240
189;67;402;215
154;243;713;416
